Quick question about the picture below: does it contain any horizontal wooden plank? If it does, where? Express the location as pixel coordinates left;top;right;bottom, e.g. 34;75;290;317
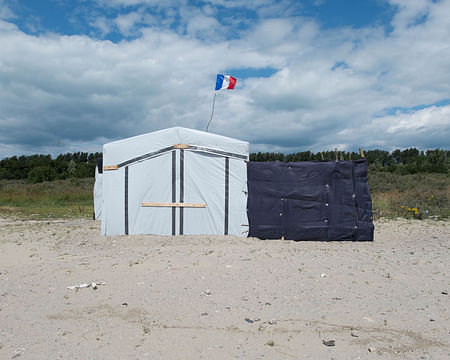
103;165;118;171
141;202;206;208
173;144;190;149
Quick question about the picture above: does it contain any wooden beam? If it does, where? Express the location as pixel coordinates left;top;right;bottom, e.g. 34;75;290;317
174;144;189;149
103;165;118;171
141;202;206;208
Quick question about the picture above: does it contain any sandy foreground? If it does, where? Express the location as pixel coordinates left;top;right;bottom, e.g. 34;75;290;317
0;218;449;360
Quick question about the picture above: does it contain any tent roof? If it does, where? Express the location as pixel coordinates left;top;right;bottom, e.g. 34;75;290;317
103;127;249;166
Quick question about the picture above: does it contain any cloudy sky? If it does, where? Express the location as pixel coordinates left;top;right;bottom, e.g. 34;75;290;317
0;0;449;158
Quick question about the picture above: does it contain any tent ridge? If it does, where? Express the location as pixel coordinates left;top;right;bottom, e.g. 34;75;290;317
115;144;247;169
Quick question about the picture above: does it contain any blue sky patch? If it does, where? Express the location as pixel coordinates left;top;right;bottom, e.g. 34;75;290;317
331;61;350;71
5;0;396;39
226;67;278;80
383;99;450;116
303;0;395;31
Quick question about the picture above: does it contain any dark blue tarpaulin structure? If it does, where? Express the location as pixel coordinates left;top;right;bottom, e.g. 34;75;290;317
247;159;374;241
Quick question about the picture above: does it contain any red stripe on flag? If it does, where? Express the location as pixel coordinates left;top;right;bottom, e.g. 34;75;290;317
228;76;236;89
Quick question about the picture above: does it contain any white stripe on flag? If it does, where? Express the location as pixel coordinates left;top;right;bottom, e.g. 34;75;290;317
221;75;230;89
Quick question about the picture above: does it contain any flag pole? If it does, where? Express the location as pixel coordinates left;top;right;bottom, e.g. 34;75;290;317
206;92;217;132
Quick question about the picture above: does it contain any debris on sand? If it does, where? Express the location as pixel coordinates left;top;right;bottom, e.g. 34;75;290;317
322;340;335;347
67;282;106;290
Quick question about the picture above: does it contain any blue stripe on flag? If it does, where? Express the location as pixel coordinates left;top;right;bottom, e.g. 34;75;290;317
215;74;224;90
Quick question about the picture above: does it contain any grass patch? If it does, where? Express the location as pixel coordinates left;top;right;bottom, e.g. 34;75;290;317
369;171;449;220
0;178;94;219
0;172;448;220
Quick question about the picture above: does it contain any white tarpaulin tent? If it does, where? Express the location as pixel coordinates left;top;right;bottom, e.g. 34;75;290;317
99;127;249;236
93;158;103;220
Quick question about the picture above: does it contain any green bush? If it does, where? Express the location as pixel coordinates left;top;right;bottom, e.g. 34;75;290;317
27;166;57;183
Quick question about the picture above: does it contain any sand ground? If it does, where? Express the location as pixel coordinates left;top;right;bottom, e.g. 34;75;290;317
0;218;449;360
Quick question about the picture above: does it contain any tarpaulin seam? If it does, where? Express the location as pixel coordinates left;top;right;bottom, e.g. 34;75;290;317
172;151;176;236
117;145;246;169
179;149;184;235
125;166;129;235
118;146;175;168
224;157;229;235
188;145;247;160
352;162;358;240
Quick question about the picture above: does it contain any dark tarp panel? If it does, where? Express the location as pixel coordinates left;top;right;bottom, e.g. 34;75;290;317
97;158;103;174
247;159;374;241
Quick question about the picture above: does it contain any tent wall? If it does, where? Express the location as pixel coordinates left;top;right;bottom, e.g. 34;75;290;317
247;159;374;241
93;158;103;220
101;127;249;236
182;152;247;235
101;165;126;235
128;152;173;235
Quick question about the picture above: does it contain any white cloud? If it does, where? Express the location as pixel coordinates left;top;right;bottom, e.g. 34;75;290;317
0;0;449;158
89;16;112;37
185;14;221;39
114;9;144;36
385;105;450;134
388;0;432;29
338;104;450;150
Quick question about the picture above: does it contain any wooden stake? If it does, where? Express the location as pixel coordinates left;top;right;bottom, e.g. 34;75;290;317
359;148;365;158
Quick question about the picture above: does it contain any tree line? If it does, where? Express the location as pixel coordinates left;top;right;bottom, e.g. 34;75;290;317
0;148;448;183
250;148;449;174
0;152;102;183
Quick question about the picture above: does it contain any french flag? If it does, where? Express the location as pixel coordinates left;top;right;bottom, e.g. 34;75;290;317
215;74;237;90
